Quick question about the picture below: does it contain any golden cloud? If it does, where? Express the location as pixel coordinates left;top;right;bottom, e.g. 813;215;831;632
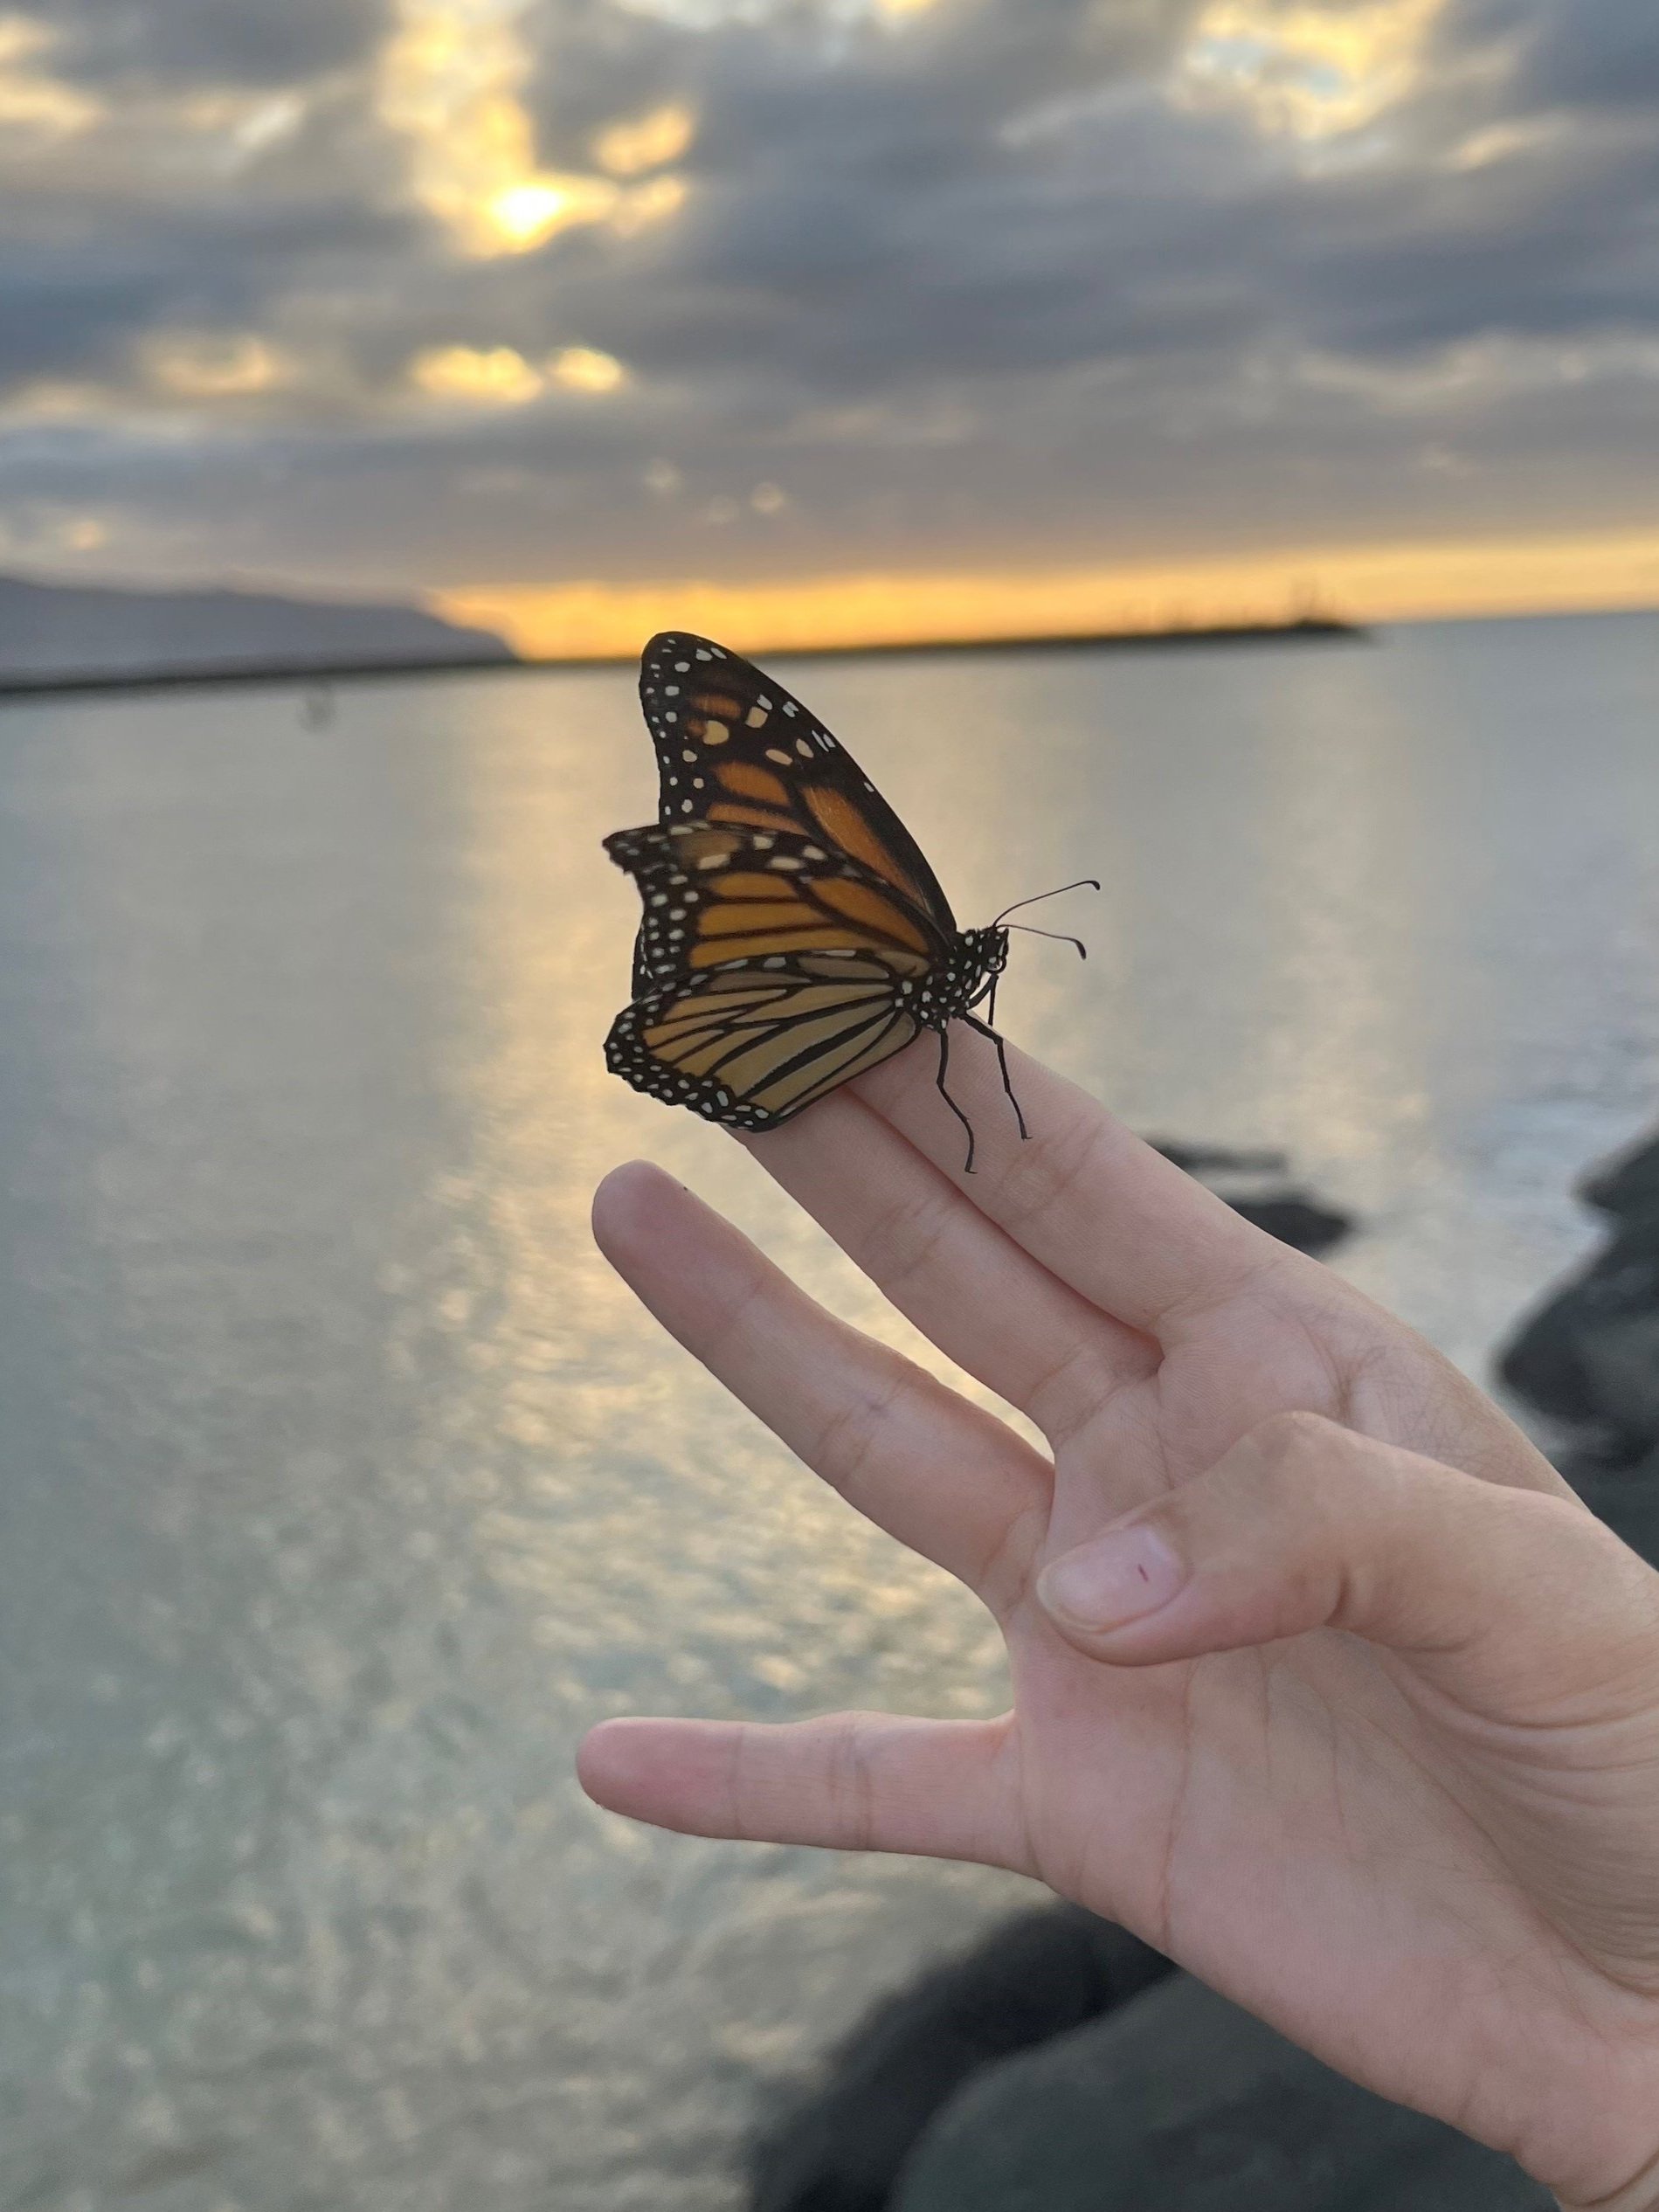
409;342;628;404
592;101;695;178
377;0;687;256
410;344;545;404
142;331;290;397
1178;0;1448;140
546;346;626;394
0;14;100;141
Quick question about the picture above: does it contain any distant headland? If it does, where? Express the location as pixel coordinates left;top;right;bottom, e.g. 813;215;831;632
0;570;514;698
0;595;1365;702
795;614;1368;661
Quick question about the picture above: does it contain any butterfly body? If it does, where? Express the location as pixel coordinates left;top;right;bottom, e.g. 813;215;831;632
603;632;1039;1168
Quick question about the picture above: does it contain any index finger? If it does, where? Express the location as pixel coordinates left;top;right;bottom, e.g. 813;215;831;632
852;1025;1301;1340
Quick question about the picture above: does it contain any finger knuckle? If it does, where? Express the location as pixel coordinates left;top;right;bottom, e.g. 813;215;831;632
1245;1407;1342;1480
1027;1334;1111;1444
998;1111;1109;1238
864;1180;958;1299
813;1362;909;1495
825;1714;878;1852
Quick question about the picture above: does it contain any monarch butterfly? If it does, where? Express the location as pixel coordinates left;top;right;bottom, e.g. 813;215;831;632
603;632;1094;1172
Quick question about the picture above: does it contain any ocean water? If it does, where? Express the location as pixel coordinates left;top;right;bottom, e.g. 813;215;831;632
1;612;1656;2209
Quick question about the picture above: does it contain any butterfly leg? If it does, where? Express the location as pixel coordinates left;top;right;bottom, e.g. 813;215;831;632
962;1013;1030;1144
935;1025;978;1175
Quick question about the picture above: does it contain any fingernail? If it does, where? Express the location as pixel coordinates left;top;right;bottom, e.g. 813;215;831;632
1039;1525;1189;1632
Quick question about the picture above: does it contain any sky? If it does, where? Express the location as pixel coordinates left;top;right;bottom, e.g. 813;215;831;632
2;0;1656;653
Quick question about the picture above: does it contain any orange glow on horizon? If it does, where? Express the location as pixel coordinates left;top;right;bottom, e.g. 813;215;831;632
437;527;1659;660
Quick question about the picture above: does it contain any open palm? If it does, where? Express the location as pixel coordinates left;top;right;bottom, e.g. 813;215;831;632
582;1031;1659;2212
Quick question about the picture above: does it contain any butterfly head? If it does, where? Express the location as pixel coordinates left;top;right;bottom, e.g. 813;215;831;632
965;923;1012;980
935;924;1010;1019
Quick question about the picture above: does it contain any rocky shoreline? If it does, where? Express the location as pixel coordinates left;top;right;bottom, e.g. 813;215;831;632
1498;1129;1659;1566
1144;1140;1354;1260
748;1130;1659;2212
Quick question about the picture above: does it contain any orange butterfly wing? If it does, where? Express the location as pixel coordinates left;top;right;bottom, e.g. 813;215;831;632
606;820;942;989
638;632;957;930
605;964;919;1130
602;820;940;1125
607;636;994;1134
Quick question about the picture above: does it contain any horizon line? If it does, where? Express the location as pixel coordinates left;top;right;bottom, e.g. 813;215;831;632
12;602;1659;705
438;525;1659;660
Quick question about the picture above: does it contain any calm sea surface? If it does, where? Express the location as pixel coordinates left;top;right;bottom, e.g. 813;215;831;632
2;613;1657;2209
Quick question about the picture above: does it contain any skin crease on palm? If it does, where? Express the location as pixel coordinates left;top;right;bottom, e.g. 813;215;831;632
577;1027;1659;2212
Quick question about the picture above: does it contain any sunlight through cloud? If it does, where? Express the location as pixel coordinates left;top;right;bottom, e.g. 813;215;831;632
614;0;935;25
411;344;546;404
547;346;626;393
1;379;109;423
0;13;100;142
377;0;685;255
487;174;618;249
409;342;628;404
1178;0;1448;139
592;100;695;178
142;332;290;398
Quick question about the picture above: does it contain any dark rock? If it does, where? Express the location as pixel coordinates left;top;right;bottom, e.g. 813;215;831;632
1227;1196;1352;1257
1145;1142;1355;1257
1498;1221;1659;1448
1575;1312;1659;1449
1560;1440;1659;1571
893;1974;1550;2212
1147;1141;1289;1177
1580;1133;1659;1226
746;1909;1172;2212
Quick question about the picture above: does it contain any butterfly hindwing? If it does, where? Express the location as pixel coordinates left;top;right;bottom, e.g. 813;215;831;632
605;962;920;1130
639;632;957;934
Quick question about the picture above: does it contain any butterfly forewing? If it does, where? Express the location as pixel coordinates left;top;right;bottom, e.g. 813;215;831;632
639;632;957;933
605;820;943;996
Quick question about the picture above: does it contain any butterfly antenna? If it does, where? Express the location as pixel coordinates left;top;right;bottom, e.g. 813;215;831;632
992;879;1101;926
1006;923;1088;960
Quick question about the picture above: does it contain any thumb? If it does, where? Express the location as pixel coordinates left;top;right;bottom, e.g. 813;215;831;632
1038;1412;1659;1704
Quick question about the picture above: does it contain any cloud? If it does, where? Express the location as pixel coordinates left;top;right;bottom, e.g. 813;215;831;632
44;0;385;87
0;0;1654;608
1443;0;1659;115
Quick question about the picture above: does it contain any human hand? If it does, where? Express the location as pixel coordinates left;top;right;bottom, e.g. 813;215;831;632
579;1033;1659;2211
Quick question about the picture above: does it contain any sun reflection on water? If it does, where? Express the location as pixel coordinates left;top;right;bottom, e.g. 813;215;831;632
410;668;1013;1731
